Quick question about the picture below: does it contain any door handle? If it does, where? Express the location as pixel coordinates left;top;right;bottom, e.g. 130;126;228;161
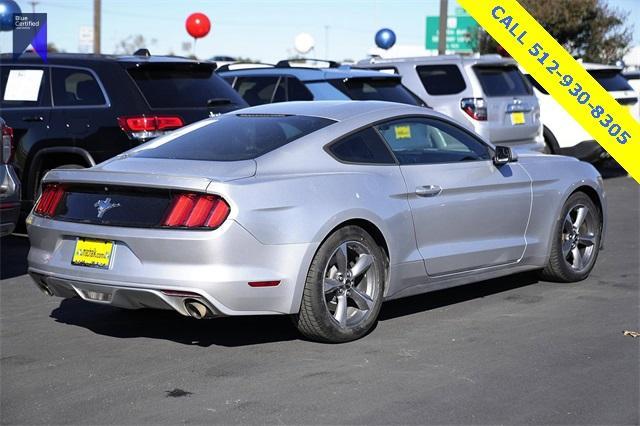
415;185;442;197
22;115;44;122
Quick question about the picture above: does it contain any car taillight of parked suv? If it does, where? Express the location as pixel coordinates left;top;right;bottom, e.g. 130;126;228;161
0;52;248;213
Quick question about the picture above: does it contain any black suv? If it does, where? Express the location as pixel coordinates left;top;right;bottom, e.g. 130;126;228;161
0;52;247;212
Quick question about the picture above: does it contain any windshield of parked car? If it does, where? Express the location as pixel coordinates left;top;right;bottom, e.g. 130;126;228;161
133;114;335;161
588;69;633;92
127;63;247;109
329;77;424;105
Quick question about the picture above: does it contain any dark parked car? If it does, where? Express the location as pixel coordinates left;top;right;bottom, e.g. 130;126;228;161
217;59;426;107
0;52;248;213
0;117;21;236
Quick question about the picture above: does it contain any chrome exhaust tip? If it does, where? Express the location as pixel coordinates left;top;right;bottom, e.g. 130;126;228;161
184;299;210;319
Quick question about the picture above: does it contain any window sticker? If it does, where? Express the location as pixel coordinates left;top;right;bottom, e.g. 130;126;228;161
3;69;44;102
394;125;412;139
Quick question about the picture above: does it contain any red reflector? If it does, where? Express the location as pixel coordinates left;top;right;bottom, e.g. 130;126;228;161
34;184;65;217
162;193;230;229
248;281;281;287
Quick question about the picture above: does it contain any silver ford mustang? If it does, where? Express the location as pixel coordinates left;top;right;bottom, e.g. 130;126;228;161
27;101;606;343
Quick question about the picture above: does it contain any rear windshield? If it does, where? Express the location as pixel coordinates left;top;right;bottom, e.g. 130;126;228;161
588;69;633;92
127;63;246;109
329;77;423;105
134;114;335;161
473;65;532;97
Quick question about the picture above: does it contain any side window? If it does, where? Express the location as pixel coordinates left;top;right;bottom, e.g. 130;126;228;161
0;66;49;108
417;65;466;95
233;76;279;105
329;127;395;164
375;119;490;165
52;68;106;106
286;77;313;101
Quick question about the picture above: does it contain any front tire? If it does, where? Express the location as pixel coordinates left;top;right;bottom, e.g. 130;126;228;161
293;226;386;343
539;192;602;282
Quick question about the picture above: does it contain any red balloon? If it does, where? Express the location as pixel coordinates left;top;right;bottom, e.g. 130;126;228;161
185;13;211;39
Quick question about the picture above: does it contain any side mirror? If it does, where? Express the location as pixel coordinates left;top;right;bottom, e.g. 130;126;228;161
493;145;517;166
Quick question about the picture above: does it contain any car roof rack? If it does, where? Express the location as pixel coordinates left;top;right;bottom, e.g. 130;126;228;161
275;58;341;69
216;62;276;72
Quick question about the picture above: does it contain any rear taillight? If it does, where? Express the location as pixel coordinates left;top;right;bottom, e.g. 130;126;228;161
162;193;230;229
460;98;487;121
34;184;65;217
1;124;14;164
117;115;184;142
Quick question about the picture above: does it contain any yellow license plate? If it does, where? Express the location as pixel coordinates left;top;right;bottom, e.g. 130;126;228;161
72;238;114;269
510;112;525;125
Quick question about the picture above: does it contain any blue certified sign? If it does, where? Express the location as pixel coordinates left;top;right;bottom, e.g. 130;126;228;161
12;13;47;62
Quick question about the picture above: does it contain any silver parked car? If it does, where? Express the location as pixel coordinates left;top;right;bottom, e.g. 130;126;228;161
27;101;605;342
356;55;545;153
1;117;21;236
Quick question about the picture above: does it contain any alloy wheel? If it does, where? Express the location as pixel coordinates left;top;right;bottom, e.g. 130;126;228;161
561;204;598;272
323;241;378;329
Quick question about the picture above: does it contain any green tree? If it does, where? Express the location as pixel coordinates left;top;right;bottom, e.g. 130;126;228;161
473;0;633;63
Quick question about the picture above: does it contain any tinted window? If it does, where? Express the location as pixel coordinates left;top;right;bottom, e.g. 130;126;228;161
329;127;395;164
234;76;280;105
287;77;313;101
473;65;532;97
134;114;335;161
0;66;49;108
52;68;106;106
330;77;422;105
375;119;490;165
589;69;633;92
417;65;466;95
127;63;246;108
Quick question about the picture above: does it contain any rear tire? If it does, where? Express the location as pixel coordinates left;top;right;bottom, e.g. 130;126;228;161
293;226;386;343
539;192;602;282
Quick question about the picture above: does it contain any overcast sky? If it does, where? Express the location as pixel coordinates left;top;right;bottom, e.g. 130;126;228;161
1;0;638;62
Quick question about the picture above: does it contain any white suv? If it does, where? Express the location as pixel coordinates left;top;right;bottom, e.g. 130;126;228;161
525;63;639;163
356;55;544;153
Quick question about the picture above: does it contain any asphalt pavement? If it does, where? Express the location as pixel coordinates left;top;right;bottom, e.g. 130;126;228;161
1;174;638;425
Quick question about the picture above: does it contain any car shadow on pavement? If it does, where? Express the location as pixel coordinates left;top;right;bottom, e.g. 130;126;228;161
379;271;539;321
49;271;540;347
1;235;30;280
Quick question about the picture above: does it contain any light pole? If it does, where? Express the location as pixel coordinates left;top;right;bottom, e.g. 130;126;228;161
93;0;101;54
438;0;448;55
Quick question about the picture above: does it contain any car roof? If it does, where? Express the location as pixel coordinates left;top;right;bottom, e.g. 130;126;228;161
218;65;398;81
356;54;517;67
0;52;207;66
232;100;431;121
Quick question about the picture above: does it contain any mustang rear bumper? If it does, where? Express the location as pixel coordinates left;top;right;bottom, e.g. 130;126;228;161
27;215;318;316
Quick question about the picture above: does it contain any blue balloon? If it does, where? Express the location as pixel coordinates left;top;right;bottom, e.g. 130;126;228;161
0;0;21;32
375;28;396;50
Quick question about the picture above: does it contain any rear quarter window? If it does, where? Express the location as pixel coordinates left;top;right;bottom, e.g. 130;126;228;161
417;64;466;95
127;63;246;109
134;114;335;161
328;127;395;164
473;65;532;97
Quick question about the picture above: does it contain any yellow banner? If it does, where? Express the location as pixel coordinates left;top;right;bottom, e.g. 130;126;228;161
458;0;640;183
